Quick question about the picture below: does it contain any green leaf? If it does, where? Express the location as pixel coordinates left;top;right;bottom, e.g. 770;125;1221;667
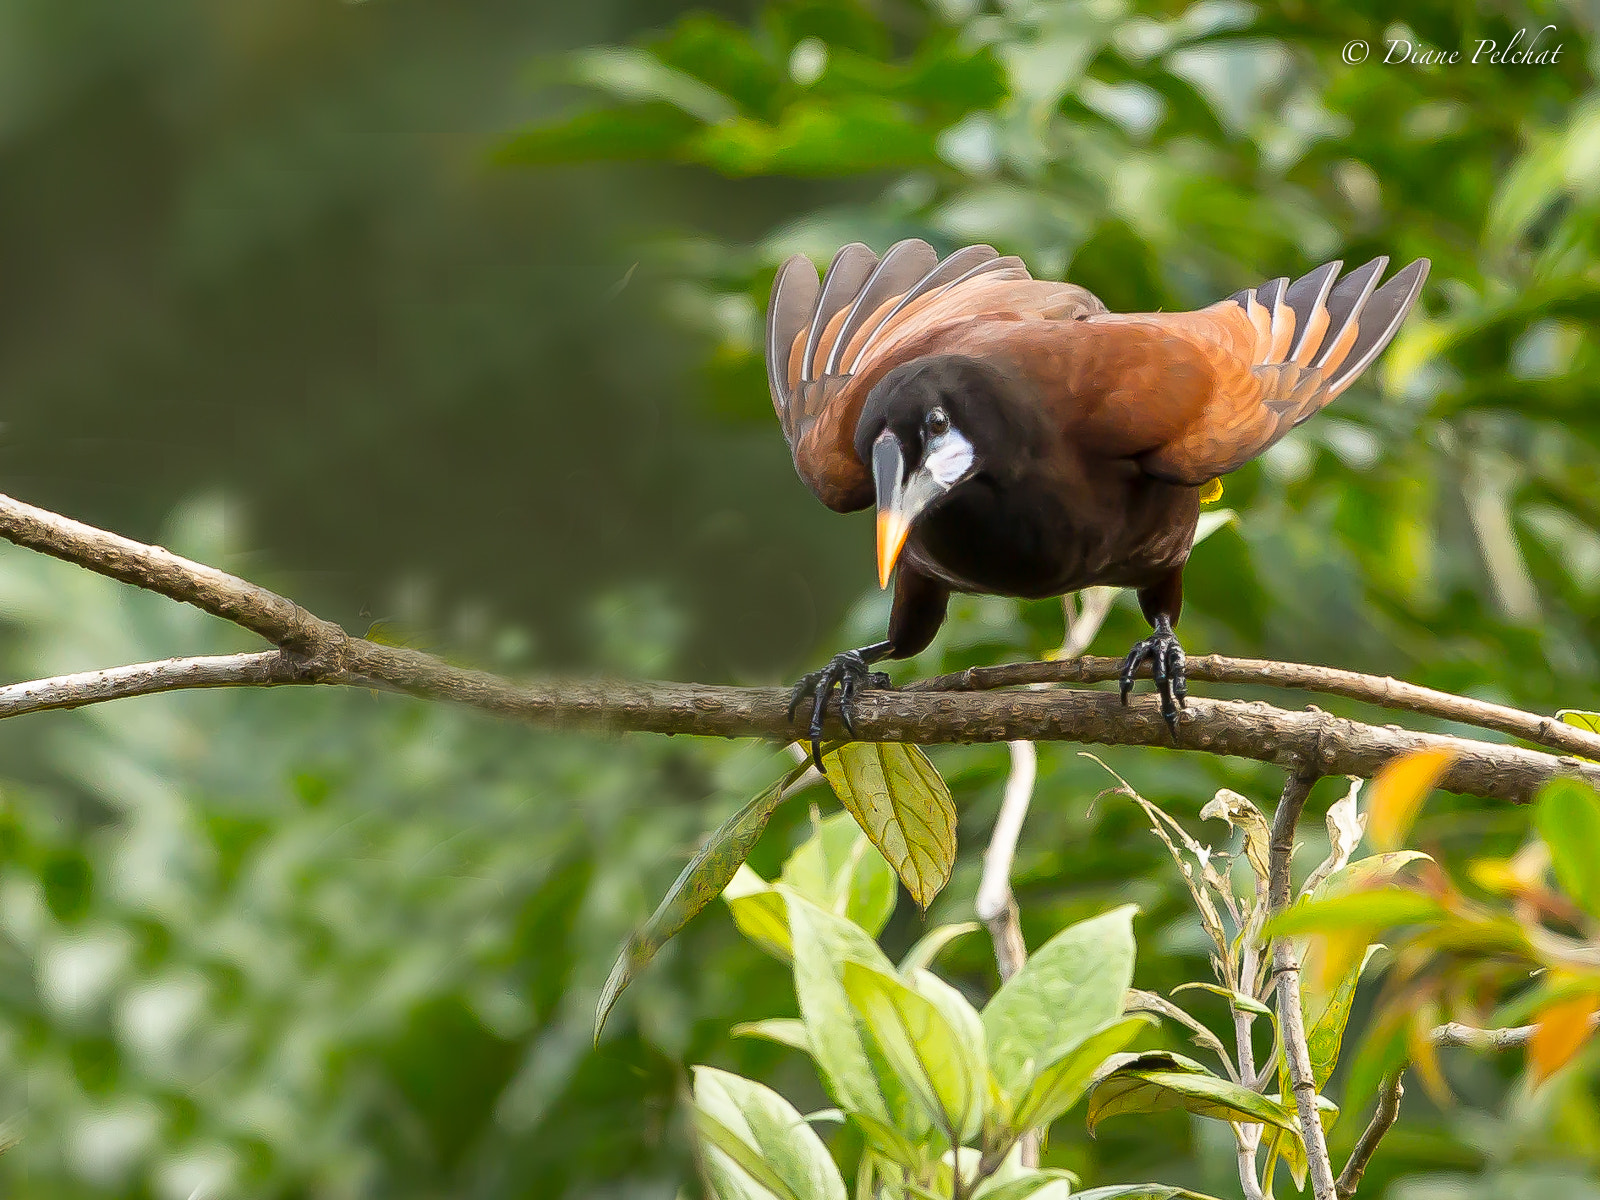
694;1065;848;1200
733;1019;812;1054
971;1172;1080;1200
1012;1015;1152;1133
841;960;987;1142
1306;945;1381;1090
983;906;1137;1103
569;46;738;122
821;743;957;908
1073;1188;1220;1200
1310;851;1432;901
782;811;898;936
900;922;981;974
725;867;793;961
1171;982;1273;1019
1536;777;1600;921
597;766;800;1037
1087;1063;1303;1139
784;890;919;1136
496;103;701;165
1266;890;1448;938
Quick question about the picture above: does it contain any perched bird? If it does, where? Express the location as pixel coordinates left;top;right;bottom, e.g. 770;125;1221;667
768;240;1429;768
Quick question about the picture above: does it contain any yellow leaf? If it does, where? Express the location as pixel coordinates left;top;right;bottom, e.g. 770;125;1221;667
1310;928;1371;995
1198;478;1224;503
1558;710;1600;763
1367;748;1457;851
822;743;956;909
1530;993;1600;1086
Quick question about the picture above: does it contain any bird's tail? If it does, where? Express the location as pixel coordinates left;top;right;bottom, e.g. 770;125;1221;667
1227;256;1430;404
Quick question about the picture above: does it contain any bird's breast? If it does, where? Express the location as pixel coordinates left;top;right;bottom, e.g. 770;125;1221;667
906;466;1198;599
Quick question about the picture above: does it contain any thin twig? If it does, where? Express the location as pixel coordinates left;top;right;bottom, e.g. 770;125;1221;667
978;740;1039;1166
1428;1019;1600;1050
1336;1072;1403;1199
0;652;313;717
0;491;1592;804
1268;771;1338;1200
977;740;1038;971
912;654;1600;762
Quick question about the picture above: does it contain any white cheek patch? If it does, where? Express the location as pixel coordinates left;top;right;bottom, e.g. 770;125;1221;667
924;428;975;487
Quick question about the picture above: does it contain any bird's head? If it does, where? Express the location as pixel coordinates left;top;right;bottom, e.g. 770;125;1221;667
854;355;1024;589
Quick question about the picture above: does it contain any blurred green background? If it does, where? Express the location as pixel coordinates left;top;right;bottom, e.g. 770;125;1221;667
0;0;1598;1196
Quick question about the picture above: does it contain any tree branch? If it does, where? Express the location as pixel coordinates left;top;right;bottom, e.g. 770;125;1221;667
0;652;316;718
1336;1072;1402;1200
0;491;1591;806
1269;770;1338;1200
913;654;1600;762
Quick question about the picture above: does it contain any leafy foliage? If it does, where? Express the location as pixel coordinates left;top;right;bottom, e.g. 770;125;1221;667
698;817;1213;1199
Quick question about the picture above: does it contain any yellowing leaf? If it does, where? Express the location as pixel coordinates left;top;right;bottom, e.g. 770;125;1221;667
1198;478;1224;503
821;743;956;908
1199;788;1272;883
1530;993;1600;1086
1558;710;1600;736
1367;748;1457;851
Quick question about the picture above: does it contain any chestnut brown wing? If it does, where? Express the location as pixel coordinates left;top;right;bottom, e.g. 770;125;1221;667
1073;257;1430;485
765;239;1106;510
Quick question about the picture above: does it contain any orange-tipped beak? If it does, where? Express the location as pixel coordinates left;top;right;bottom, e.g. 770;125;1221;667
877;509;910;589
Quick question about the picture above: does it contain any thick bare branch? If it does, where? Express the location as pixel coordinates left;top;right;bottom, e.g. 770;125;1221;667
913;654;1600;762
0;491;1593;805
1269;771;1338;1200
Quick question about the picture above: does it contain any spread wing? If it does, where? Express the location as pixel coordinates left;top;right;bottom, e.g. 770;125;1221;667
1077;256;1430;485
765;239;1107;510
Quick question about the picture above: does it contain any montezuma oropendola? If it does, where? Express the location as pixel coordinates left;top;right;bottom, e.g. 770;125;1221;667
768;239;1429;768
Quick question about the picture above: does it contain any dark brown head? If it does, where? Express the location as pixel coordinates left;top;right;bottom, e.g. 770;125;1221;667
853;354;1039;587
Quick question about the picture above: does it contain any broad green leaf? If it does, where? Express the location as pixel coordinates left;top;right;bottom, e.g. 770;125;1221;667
822;743;957;908
908;968;990;1136
1087;1064;1303;1140
971;1170;1079;1200
1012;1015;1151;1133
785;890;922;1138
1366;748;1456;851
1536;778;1600;921
569;46;737;122
841;960;986;1142
693;1065;847;1200
1073;1188;1220;1200
1171;982;1273;1019
1267;889;1448;937
697;1108;802;1200
693;98;939;176
733;1019;812;1054
1305;945;1381;1089
725;866;793;961
1310;851;1432;901
597;767;799;1037
496;103;700;165
983;906;1137;1103
900;922;981;974
782;812;898;936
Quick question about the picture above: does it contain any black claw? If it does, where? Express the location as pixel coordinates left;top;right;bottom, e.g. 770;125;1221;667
1119;616;1188;740
788;648;892;768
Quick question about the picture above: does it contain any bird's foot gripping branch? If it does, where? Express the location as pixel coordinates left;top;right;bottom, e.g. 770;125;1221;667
2;489;1600;1197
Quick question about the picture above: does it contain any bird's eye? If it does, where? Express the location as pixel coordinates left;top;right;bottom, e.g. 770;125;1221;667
926;408;950;436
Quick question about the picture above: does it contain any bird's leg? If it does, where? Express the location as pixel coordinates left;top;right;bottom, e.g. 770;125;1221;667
787;641;894;771
1119;613;1187;737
